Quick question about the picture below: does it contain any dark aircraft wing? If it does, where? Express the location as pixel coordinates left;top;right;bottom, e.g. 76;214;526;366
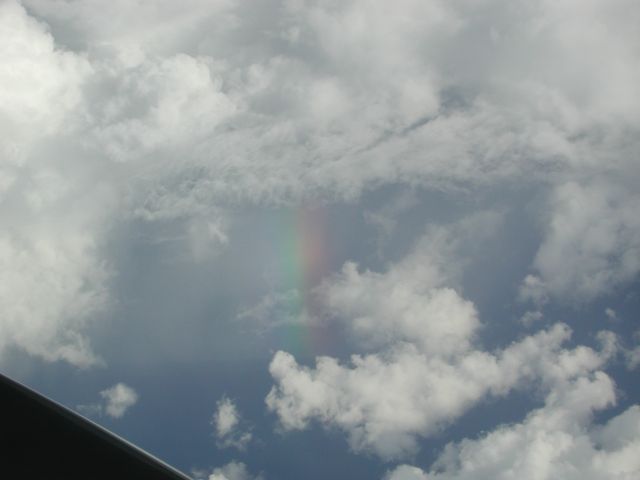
0;372;191;479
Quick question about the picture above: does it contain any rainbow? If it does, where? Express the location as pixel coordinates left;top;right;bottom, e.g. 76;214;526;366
268;206;330;356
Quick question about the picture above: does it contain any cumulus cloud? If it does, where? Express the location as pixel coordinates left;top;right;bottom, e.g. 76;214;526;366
213;396;252;450
0;0;91;161
100;383;139;418
267;324;615;459
0;1;111;367
0;231;108;367
266;219;618;458
77;382;138;419
205;461;262;480
523;180;640;302
386;376;640;480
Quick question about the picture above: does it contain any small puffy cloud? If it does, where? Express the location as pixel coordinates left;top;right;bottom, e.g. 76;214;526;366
206;461;262;480
519;310;543;327
213;396;252;450
605;308;618;322
77;382;138;419
100;383;139;419
386;376;640;480
626;348;640;370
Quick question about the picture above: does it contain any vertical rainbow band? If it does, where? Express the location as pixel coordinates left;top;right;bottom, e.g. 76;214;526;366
270;206;329;355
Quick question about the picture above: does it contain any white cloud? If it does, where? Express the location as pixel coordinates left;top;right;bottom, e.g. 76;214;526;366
2;0;638;370
77;382;139;419
0;0;91;162
266;220;618;458
320;212;501;350
0;5;636;480
523;180;640;302
213;396;252;450
624;330;640;371
100;383;139;419
626;348;640;370
0;231;108;367
17;0;640;206
0;1;111;367
267;323;615;459
386;377;640;480
206;461;262;480
519;310;543;327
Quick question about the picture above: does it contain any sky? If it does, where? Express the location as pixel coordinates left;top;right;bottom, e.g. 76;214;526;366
1;0;639;478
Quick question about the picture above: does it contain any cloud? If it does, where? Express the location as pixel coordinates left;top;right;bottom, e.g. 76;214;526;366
0;0;110;368
386;376;640;480
100;383;139;418
204;461;262;480
237;289;313;331
519;310;543;327
0;231;108;367
624;330;640;371
213;396;252;450
0;0;91;161
3;0;637;371
77;382;138;419
266;219;618;458
267;323;615;459
523;180;640;302
626;348;640;370
318;212;500;355
1;4;637;480
17;0;640;204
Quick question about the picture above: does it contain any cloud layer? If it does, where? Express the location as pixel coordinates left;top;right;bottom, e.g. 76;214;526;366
3;0;639;366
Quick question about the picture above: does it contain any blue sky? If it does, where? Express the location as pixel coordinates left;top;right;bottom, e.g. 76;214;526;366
1;1;639;479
